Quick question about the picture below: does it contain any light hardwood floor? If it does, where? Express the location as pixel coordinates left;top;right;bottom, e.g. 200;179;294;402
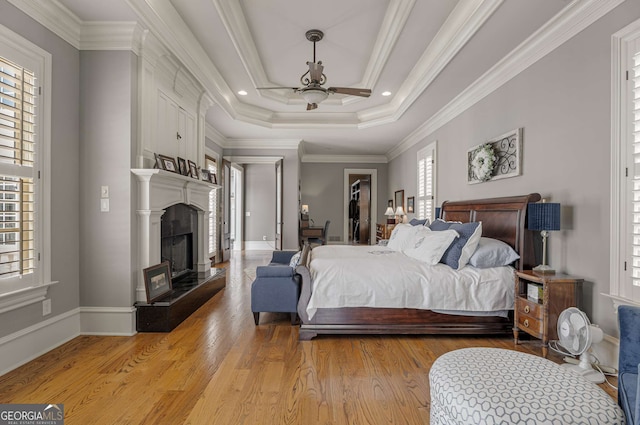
0;250;617;424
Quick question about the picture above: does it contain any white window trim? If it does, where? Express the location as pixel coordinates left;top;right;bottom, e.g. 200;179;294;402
609;18;640;307
417;141;437;221
205;147;220;258
0;23;56;313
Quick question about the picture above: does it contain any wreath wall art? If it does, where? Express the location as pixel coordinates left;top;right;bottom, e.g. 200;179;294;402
467;128;522;184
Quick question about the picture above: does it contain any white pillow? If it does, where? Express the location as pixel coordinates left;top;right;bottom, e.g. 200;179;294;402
403;228;459;265
289;251;302;267
387;224;420;251
468;237;520;268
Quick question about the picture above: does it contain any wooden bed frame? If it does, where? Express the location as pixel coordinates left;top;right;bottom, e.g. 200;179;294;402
296;193;542;340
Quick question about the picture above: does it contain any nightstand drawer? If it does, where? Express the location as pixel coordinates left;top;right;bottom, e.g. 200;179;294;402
516;297;542;319
516;313;542;336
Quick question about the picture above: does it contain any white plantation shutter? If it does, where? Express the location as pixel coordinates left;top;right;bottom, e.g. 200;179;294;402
627;38;640;300
205;155;218;258
417;142;436;221
0;56;36;281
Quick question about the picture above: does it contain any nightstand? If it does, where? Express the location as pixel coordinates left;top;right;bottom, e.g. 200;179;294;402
513;270;583;357
376;223;395;243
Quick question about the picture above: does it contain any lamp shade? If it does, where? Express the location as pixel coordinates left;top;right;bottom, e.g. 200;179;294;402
395;206;405;216
384;207;395;216
527;202;561;231
301;204;309;214
301;88;328;105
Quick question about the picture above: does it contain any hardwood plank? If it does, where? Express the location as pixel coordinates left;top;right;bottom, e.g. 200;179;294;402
0;251;618;424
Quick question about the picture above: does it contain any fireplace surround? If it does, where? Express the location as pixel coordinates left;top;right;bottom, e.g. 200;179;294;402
132;169;215;303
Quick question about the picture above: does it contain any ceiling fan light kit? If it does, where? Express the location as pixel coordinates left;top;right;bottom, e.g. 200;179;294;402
257;29;371;110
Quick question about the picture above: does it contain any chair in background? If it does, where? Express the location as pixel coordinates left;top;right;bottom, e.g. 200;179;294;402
308;220;330;246
618;304;640;425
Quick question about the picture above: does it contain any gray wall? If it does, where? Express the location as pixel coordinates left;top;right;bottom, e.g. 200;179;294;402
79;50;136;307
300;162;389;243
0;2;81;336
243;164;276;242
223;147;300;250
387;0;640;337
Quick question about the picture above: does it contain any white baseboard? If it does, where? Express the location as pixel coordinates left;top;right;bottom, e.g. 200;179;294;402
0;308;81;376
79;306;137;336
244;240;276;250
592;333;619;369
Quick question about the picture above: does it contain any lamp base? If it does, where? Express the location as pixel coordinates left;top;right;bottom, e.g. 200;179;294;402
533;264;555;274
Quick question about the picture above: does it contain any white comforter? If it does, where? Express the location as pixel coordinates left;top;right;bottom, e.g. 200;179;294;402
306;245;515;319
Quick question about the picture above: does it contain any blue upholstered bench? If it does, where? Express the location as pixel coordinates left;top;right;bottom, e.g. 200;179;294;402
619;305;640;425
251;247;308;325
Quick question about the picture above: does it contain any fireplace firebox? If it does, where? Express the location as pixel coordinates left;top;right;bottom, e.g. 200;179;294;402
161;203;197;281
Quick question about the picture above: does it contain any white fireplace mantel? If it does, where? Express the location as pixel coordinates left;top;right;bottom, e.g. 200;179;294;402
132;168;217;302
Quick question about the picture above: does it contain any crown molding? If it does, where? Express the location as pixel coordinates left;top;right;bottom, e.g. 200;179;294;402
301;154;388;164
214;0;415;107
223;155;284;164
358;0;503;126
80;22;145;54
222;139;302;150
7;0;82;48
205;123;227;149
386;0;625;160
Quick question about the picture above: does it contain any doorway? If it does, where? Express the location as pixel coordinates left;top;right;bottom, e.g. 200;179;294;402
343;169;377;245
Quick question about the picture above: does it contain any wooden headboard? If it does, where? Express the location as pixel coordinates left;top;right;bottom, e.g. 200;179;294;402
441;193;541;270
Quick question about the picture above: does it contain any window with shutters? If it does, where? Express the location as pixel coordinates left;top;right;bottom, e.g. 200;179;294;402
611;20;640;304
417;142;436;221
205;154;218;260
0;24;52;310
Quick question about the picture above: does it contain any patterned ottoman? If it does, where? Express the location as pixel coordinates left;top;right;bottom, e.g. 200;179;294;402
429;348;625;425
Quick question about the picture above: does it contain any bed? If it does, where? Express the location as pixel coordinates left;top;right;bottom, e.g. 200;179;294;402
295;193;541;340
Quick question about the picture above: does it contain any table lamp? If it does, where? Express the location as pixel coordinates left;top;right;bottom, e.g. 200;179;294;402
527;201;561;274
395;206;406;224
385;206;395;224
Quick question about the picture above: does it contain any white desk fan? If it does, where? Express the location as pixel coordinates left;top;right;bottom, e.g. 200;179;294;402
557;307;604;383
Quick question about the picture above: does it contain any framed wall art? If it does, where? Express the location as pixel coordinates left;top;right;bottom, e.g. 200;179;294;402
394;190;404;212
468;128;522;184
407;196;415;213
143;261;172;303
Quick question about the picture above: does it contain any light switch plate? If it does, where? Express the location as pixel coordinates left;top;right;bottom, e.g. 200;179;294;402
101;185;109;198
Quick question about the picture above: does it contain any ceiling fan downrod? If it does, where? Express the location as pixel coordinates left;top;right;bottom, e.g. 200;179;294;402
305;29;324;63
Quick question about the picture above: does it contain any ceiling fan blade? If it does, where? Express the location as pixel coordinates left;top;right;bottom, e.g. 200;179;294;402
256;87;298;91
306;103;318;111
307;62;324;84
327;87;372;97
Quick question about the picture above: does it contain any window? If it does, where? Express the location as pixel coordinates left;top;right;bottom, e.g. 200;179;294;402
612;19;640;304
205;154;218;259
0;23;52;311
417;142;436;221
0;57;36;281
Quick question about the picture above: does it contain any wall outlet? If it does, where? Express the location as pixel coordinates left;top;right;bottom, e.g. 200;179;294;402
42;299;51;316
262;235;267;241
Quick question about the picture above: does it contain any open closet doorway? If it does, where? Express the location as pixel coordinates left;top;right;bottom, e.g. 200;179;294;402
230;165;243;251
344;169;377;245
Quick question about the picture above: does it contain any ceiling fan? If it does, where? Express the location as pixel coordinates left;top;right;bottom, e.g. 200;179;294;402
257;29;372;111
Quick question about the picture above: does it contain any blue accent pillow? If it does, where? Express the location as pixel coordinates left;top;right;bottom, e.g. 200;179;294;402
409;218;429;226
429;218;460;231
430;220;482;269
